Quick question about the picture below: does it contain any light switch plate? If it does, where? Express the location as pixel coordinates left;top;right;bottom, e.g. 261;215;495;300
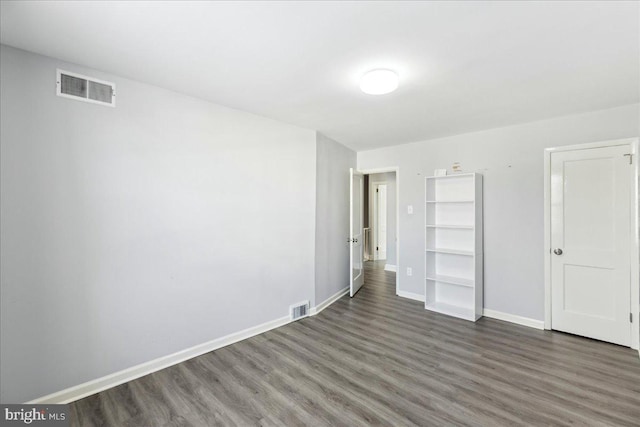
407;205;413;214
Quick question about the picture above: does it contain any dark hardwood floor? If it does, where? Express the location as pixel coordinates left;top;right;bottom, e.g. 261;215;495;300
70;261;640;426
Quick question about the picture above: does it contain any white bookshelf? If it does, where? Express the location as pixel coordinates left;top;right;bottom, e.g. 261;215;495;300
425;173;483;321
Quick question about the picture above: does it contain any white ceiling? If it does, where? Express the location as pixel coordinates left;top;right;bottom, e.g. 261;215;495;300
1;1;638;151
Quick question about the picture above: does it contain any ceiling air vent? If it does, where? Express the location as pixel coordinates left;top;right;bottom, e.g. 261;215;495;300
56;69;116;107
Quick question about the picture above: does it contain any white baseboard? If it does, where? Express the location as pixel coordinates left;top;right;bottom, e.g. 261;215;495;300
394;291;544;331
384;264;397;272
28;287;351;405
482;308;545;330
28;315;292;404
396;290;425;302
310;286;349;316
27;288;546;404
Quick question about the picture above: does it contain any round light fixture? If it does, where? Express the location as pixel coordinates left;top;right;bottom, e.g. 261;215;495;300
359;69;399;95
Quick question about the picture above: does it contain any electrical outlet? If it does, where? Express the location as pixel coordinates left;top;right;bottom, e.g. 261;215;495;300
406;267;412;276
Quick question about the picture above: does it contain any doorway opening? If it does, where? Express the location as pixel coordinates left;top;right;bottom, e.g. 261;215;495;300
350;167;400;298
365;174;396;272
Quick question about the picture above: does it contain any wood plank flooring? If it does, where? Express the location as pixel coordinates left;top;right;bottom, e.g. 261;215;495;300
70;261;640;426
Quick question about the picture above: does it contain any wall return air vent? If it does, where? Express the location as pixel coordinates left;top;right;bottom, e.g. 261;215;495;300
56;69;116;107
290;300;310;321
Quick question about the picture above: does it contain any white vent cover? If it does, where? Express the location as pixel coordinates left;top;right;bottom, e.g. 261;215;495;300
56;69;115;107
290;300;310;321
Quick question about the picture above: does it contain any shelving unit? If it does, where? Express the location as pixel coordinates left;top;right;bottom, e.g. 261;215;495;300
426;200;474;204
425;173;483;321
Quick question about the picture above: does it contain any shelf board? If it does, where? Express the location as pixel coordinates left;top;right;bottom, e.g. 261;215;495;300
426;275;474;288
425;247;474;256
426;173;476;180
426;224;474;229
424;301;476;321
426;200;474;203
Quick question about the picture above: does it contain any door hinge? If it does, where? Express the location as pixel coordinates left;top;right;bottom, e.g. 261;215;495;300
624;153;632;164
631;313;633;323
376;246;379;251
376;188;379;192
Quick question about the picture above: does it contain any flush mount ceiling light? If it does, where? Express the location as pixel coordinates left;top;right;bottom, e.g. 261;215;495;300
359;69;399;95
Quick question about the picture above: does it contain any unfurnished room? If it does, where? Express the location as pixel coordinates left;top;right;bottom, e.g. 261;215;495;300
0;1;639;426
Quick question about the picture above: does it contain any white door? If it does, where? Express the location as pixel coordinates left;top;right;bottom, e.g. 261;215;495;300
376;184;388;260
350;168;364;297
551;145;632;346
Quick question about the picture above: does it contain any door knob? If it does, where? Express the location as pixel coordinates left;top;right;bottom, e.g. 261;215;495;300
553;248;563;255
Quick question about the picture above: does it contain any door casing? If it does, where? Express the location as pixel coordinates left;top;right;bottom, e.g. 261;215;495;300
544;138;639;350
350;169;364;297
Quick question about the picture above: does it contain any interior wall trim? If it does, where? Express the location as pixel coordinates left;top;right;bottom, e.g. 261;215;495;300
482;308;545;330
310;286;349;316
27;315;292;404
396;290;425;302
395;291;545;330
28;286;349;405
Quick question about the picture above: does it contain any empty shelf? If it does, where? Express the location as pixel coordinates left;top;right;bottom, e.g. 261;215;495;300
425;173;476;180
426;275;474;287
426;224;474;229
425;248;474;256
426;200;474;203
424;301;476;321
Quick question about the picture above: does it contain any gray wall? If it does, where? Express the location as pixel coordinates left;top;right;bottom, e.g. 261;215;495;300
0;45;317;403
368;172;397;266
358;104;640;320
315;133;356;306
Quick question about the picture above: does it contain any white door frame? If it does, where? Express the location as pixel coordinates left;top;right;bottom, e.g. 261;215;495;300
350;169;365;297
370;181;388;261
359;167;400;296
544;138;639;350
